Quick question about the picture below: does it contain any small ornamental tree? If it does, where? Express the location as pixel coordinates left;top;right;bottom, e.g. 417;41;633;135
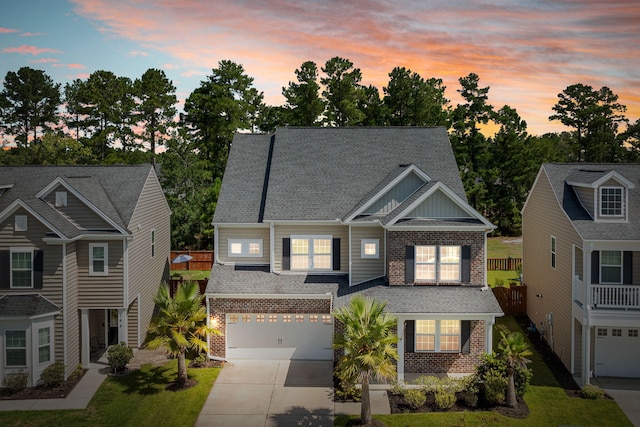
498;331;532;408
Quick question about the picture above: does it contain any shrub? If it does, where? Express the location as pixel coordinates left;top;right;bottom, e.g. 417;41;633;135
581;384;605;400
463;390;478;408
39;361;65;388
107;341;134;373
334;384;361;402
434;390;456;410
403;389;426;410
389;380;406;395
475;352;531;398
69;364;84;380
4;371;28;393
482;369;507;405
414;375;466;394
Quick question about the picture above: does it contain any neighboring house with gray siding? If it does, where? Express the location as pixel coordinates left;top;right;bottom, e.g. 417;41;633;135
207;127;503;381
522;163;640;385
0;165;170;386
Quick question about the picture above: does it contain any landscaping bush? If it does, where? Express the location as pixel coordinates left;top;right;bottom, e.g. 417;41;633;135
39;361;65;388
434;390;456;410
463;390;478;408
3;371;28;393
475;352;531;398
70;364;84;380
414;375;466;393
482;370;507;405
403;388;426;410
107;342;134;373
581;384;605;400
389;380;406;395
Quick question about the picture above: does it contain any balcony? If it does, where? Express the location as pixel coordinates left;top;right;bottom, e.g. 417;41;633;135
573;276;640;310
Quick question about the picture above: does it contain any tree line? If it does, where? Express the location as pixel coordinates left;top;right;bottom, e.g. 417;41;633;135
1;58;639;248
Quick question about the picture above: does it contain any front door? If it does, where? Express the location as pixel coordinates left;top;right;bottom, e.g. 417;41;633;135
107;309;119;346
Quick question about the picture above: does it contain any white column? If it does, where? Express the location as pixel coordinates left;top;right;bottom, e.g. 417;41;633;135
80;309;90;367
582;323;591;386
397;317;405;382
118;308;127;345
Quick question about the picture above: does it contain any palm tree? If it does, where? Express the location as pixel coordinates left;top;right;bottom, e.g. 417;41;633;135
146;281;218;387
333;295;398;426
498;331;532;408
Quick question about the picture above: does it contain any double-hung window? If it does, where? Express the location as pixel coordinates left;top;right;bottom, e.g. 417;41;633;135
550;236;556;269
291;236;332;270
89;243;108;275
228;239;263;257
415;320;461;352
361;239;379;259
415;245;461;282
150;230;155;258
38;327;51;364
6;330;27;366
11;248;33;288
600;187;623;217
600;250;622;284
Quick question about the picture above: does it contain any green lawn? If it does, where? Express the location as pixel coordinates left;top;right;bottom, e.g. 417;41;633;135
0;360;220;427
488;270;520;287
170;270;210;281
487;236;522;258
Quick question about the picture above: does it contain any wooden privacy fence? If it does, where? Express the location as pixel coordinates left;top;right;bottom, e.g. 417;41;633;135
170;250;214;271
487;257;522;271
492;285;527;316
168;279;208;301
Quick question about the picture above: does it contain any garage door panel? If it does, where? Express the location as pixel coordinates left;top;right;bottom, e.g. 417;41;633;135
595;327;640;378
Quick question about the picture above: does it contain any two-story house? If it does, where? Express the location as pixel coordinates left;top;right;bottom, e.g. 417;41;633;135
522;163;640;385
207;127;503;382
0;165;170;386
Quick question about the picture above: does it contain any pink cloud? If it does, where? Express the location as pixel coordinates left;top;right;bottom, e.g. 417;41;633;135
32;58;60;64
2;45;61;55
0;27;19;34
20;32;45;37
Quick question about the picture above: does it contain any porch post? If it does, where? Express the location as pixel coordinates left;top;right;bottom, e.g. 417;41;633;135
80;309;90;367
581;322;591;385
397;317;405;382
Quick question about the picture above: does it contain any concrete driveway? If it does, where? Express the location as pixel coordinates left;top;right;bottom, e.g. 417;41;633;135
196;359;335;427
593;377;640;427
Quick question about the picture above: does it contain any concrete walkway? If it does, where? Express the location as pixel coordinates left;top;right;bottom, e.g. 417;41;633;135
0;349;168;411
196;359;390;427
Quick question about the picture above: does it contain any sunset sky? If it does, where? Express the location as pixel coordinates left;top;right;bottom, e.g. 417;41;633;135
1;0;638;135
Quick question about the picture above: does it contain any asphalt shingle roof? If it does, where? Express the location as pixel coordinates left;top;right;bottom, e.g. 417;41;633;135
0;294;60;317
542;163;640;241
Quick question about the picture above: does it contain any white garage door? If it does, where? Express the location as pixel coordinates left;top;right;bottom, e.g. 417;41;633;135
226;313;333;360
595;327;640;377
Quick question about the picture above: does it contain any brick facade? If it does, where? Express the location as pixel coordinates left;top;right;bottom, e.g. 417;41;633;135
208;297;331;358
386;230;486;285
404;320;485;373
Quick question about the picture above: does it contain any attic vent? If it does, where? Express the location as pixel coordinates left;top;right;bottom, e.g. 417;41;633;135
65;175;91;178
578;169;606;173
398;163;411;167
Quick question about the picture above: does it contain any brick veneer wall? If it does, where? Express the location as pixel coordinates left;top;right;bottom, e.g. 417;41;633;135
404;320;485;373
387;230;486;285
208;297;332;359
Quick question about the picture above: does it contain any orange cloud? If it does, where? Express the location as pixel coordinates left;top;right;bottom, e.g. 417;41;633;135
2;45;61;55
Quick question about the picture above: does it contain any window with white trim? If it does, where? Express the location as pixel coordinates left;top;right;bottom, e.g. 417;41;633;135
89;243;108;275
550;236;556;269
415;320;461;352
38;327;51;364
6;330;27;366
415;245;461;282
228;239;263;257
291;236;332;270
361;239;379;259
15;215;27;232
600;250;622;284
55;191;67;207
11;248;33;288
600;187;623;217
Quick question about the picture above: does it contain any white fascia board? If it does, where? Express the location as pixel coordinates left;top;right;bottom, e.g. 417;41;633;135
264;220;343;225
567;170;635;189
394;313;501;320
212;223;270;228
386;181;494;228
0;199;66;239
206;293;332;300
344;165;430;223
583;239;640;251
385;225;492;232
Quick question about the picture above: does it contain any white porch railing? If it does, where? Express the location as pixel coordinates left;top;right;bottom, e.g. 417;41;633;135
591;285;640;309
573;275;585;305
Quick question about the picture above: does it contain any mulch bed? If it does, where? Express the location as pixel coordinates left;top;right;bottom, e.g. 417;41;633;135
0;370;86;400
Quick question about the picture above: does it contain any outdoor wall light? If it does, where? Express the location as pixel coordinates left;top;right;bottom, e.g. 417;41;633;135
536;294;543;298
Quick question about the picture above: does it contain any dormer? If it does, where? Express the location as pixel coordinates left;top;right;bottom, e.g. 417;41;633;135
566;169;635;222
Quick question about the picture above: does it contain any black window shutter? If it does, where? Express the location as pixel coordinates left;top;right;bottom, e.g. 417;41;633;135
405;246;415;284
332;238;341;271
623;251;632;284
461;320;471;354
34;250;44;289
461;246;471;283
591;251;599;284
405;320;415;353
282;238;290;270
0;251;9;289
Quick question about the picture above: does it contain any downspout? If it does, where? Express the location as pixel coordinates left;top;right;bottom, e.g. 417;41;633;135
62;243;68;377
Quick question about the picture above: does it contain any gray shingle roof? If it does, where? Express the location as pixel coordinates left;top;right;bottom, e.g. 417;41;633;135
0;294;60;317
0;164;154;238
542;163;640;240
213;127;466;224
206;264;502;315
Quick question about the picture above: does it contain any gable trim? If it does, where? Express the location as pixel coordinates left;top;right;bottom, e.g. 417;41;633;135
0;199;66;239
566;170;635;189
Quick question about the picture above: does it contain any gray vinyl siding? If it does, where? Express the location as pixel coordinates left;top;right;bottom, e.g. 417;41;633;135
127;297;139;348
77;240;125;307
522;169;581;371
273;224;348;273
44;186;113;230
407;189;470;218
351;226;385;284
574;187;594;218
573;318;582;376
63;242;80;374
217;227;270;264
364;172;424;215
126;169;170;348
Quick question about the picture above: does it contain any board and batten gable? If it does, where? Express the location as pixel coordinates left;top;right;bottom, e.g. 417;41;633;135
42;186;112;230
76;240;125;308
273;224;348;273
350;226;385;285
522;167;581;370
217;226;270;265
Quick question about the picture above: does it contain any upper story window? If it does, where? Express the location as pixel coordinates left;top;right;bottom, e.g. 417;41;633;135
550;236;556;269
291;236;331;270
600;250;622;284
415;245;461;282
11;248;33;288
5;330;27;366
415;320;461;352
228;239;263;257
600;187;623;217
89;243;108;275
361;239;379;259
150;230;155;258
14;215;27;232
55;191;67;207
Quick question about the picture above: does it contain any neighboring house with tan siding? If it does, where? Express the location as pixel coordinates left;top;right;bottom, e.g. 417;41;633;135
0;165;170;386
207;127;503;381
522;163;640;386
